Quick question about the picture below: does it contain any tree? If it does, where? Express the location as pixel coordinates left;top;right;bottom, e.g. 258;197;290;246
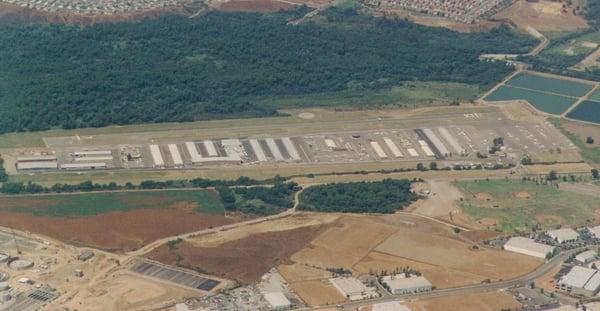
587;136;595;144
416;163;426;171
521;156;532;165
429;162;438;170
592;168;599;179
547;170;558;181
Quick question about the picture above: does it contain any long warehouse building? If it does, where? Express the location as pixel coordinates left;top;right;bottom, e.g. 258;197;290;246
168;144;183;166
149;144;164;167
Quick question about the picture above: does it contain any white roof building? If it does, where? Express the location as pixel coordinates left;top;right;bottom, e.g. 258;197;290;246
329;277;378;301
381;275;432;295
589;225;600;239
547;228;579;243
576;250;598;264
263;292;291;310
559;266;600;296
503;237;555;259
17;161;58;170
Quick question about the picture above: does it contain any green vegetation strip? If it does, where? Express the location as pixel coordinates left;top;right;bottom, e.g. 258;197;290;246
0;190;224;217
297;179;417;213
506;73;594;97
0;8;534;133
455;179;599;233
484;85;576;115
567;100;600;124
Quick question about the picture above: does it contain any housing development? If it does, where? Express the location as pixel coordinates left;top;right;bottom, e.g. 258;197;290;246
1;0;600;311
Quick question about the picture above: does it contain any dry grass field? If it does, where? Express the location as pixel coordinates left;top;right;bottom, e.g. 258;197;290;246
408;290;521;311
288;280;345;306
277;214;542;305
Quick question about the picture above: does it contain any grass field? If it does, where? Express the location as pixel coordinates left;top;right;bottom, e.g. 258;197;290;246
256;82;480;108
549;118;600;164
455;179;599;232
589;89;600;101
506;73;594;97
541;31;600;58
484;85;576;115
567;100;600;124
0;190;224;217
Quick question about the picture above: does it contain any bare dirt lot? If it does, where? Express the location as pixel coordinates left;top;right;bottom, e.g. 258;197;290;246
0;208;236;252
493;0;588;32
288;279;345;306
216;0;296;12
278;214;541;305
146;224;328;285
408;290;521;311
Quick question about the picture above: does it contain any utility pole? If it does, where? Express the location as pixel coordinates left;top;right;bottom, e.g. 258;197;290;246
10;227;21;255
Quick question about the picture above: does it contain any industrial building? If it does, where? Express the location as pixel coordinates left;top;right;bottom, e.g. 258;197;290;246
503;237;556;259
558;266;600;296
576;250;598;264
380;274;432;295
263;292;291;310
16;154;58;171
547;229;579;244
329;277;378;301
589;225;600;239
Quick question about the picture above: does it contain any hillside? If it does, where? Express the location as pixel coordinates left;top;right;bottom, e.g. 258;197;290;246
0;8;536;133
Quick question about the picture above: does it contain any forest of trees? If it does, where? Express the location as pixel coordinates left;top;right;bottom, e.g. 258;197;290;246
297;178;418;213
0;8;535;133
216;180;300;215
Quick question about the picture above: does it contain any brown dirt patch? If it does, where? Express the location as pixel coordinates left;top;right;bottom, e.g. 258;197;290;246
493;0;588;32
475;192;494;201
0;208;235;252
514;191;532;199
217;0;296;12
288;280;345;306
460;229;501;242
536;213;566;225
477;218;498;227
146;224;327;285
373;215;542;283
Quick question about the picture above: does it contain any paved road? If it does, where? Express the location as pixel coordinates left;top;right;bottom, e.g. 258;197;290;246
308;248;581;310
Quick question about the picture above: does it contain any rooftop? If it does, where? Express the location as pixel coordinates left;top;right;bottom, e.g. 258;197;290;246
560;266;597;288
263;292;291;308
381;275;432;290
504;237;555;254
547;228;579;242
329;277;370;296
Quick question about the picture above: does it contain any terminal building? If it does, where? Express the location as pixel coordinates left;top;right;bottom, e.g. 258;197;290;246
380;275;432;295
503;237;555;259
558;266;600;296
547;228;579;244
